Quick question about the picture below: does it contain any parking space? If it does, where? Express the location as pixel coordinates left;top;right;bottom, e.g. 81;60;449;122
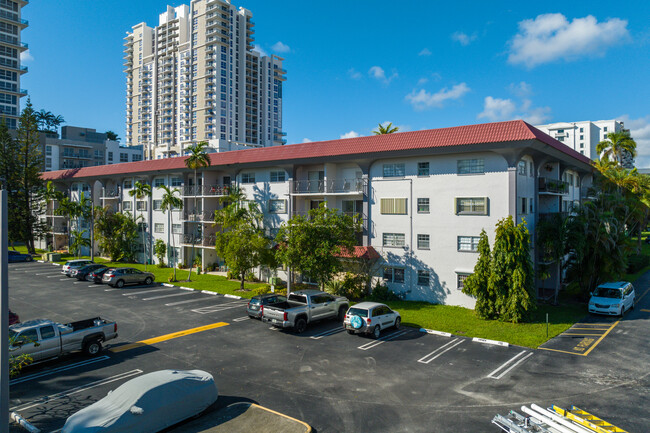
7;261;650;432
538;319;620;356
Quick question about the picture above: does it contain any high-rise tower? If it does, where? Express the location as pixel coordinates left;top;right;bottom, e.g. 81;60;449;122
124;1;286;160
0;0;28;129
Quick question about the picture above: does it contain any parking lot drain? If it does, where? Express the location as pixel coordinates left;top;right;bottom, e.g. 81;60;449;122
419;328;453;337
201;290;219;295
472;337;509;347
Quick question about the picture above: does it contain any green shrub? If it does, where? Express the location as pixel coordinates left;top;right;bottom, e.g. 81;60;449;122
626;254;649;274
325;273;368;301
252;286;271;296
154;240;167;267
246;272;256;282
369;281;401;302
227;270;238;280
168;272;176;283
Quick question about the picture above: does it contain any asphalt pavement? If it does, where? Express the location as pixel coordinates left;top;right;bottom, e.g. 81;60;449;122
7;261;650;432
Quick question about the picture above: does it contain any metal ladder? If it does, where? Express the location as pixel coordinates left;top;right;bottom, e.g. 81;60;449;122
551;406;628;433
492;410;558;433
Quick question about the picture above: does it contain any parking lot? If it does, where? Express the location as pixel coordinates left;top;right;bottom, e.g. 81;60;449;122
7;261;650;432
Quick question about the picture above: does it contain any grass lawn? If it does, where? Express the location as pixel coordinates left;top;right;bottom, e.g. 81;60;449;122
381;300;585;348
623;233;650;282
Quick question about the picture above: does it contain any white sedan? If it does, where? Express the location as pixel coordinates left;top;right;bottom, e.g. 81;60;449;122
343;302;401;339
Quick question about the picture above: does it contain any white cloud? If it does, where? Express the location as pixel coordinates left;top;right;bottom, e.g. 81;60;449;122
417;77;429;86
451;31;478;46
405;83;470;111
368;66;398;84
419;48;432;56
509;81;532;98
619;114;650;167
302;138;313;143
347;68;362;80
340;131;360;139
20;49;33;63
478;97;517;121
253;44;268;58
508;13;630;68
271;41;290;53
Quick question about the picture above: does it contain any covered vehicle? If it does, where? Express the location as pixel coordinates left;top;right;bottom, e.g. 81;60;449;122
8;250;33;263
62;369;218;433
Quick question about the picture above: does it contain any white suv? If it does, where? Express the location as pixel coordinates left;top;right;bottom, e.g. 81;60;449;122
343;302;401;339
588;282;635;316
61;259;94;277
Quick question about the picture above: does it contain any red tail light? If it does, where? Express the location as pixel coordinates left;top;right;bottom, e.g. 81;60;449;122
260;305;264;314
283;312;288;321
114;323;117;332
366;318;371;324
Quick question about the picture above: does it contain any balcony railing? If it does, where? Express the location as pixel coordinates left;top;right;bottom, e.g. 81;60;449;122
538;177;569;194
181;234;216;246
291;178;367;195
183;185;230;196
292;210;367;228
182;211;214;222
102;189;120;198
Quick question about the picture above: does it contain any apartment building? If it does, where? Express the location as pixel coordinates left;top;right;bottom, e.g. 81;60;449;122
40;120;593;308
41;126;143;171
535;119;633;168
124;1;286;161
0;0;28;129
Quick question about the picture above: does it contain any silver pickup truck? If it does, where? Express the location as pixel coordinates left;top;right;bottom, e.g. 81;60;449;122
262;289;349;333
9;317;118;362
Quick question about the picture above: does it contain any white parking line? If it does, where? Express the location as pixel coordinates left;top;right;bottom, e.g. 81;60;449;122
35;272;57;275
417;338;464;364
47;275;63;278
487;351;533;379
88;284;99;287
122;288;174;296
104;288;118;292
10;356;110;385
59;278;69;281
233;316;250;322
311;327;344;340
142;292;194;301
164;295;212;306
191;301;248;314
10;369;143;412
357;330;409;351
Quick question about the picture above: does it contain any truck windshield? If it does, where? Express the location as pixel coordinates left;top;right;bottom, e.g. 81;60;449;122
347;308;368;318
288;294;307;304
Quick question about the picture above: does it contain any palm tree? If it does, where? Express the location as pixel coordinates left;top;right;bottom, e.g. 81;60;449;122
159;185;183;281
184;142;211;281
106;131;120;142
54;197;81;254
129;181;152;270
43;181;64;250
372;122;399;135
77;192;94;259
70;229;91;258
596;130;637;167
51;114;65;134
35;109;54;132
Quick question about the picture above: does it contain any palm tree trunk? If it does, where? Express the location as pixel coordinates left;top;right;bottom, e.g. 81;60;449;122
187;169;197;281
170;209;177;281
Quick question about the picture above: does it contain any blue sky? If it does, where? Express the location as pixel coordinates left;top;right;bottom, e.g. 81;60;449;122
21;1;650;164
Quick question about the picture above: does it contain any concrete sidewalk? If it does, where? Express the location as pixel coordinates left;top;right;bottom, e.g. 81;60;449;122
172;402;311;433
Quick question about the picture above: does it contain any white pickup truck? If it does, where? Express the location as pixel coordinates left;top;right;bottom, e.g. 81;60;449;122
9;317;118;362
262;289;349;333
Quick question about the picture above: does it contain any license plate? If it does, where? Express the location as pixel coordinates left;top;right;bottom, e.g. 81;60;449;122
272;319;279;324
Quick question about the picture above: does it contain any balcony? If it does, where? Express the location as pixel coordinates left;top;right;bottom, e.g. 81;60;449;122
183;185;230;197
181;234;216;247
538;177;569;195
291;178;367;195
102;189;120;199
182;210;214;222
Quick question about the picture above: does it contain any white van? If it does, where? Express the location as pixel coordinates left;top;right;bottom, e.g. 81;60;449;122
588;281;635;316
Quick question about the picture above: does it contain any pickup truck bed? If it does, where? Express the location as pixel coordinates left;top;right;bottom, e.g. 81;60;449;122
262;289;349;333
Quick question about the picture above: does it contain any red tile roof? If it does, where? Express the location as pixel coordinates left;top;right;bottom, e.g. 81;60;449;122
336;246;381;260
41;120;592;181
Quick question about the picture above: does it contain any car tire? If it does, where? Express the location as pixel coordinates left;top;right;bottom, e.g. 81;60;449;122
116;279;125;288
144;277;153;285
84;340;102;356
337;306;346;322
394;317;401;330
347;330;355;335
294;318;307;334
66;274;71;278
372;325;381;339
620;306;625;317
26;256;33;262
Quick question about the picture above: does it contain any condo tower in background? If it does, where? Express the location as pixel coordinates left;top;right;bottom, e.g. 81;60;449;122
124;1;286;160
0;0;28;130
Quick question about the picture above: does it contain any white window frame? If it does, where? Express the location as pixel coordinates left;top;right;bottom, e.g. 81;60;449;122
270;170;286;182
153;199;162;211
455;197;488;215
457;236;480;252
417;270;430;286
457;158;484;175
417;162;430;176
122;201;132;211
383;267;405;284
383;163;405;178
417;198;430;213
457;273;470;290
154;223;164;233
417;234;430;250
380;198;407;215
268;199;287;214
241;172;255;184
136;201;147;211
383;233;405;247
172;224;182;234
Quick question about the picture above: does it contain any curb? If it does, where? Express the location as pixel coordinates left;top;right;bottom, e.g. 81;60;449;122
162;283;175;288
37;260;45;263
224;294;242;299
419;328;453;338
52;263;61;266
472;337;509;347
201;290;219;295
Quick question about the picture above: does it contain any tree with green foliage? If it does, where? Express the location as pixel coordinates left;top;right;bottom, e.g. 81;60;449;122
596;130;637;167
184;141;211;281
70;229;91;258
275;204;360;289
462;230;494;319
16;99;47;253
129;181;152;268
214;186;269;290
158;185;183;281
0;120;22;245
93;207;139;261
372;122;399;135
9;333;33;378
154;239;167;267
106;130;120;141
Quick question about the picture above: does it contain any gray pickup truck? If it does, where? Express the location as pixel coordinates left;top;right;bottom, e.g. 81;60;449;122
262;289;349;333
9;317;118;362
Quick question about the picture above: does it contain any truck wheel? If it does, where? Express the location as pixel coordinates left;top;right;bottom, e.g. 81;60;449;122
116;279;125;288
347;330;355;335
337;306;346;322
394;317;401;330
372;325;381;339
144;277;153;285
295;318;307;334
84;340;102;356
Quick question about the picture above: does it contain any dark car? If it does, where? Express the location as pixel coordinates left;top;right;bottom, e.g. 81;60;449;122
9;310;19;325
87;267;111;284
75;264;108;281
246;293;287;319
8;250;33;263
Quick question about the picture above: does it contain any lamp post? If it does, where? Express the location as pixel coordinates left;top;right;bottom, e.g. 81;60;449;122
1;188;10;431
